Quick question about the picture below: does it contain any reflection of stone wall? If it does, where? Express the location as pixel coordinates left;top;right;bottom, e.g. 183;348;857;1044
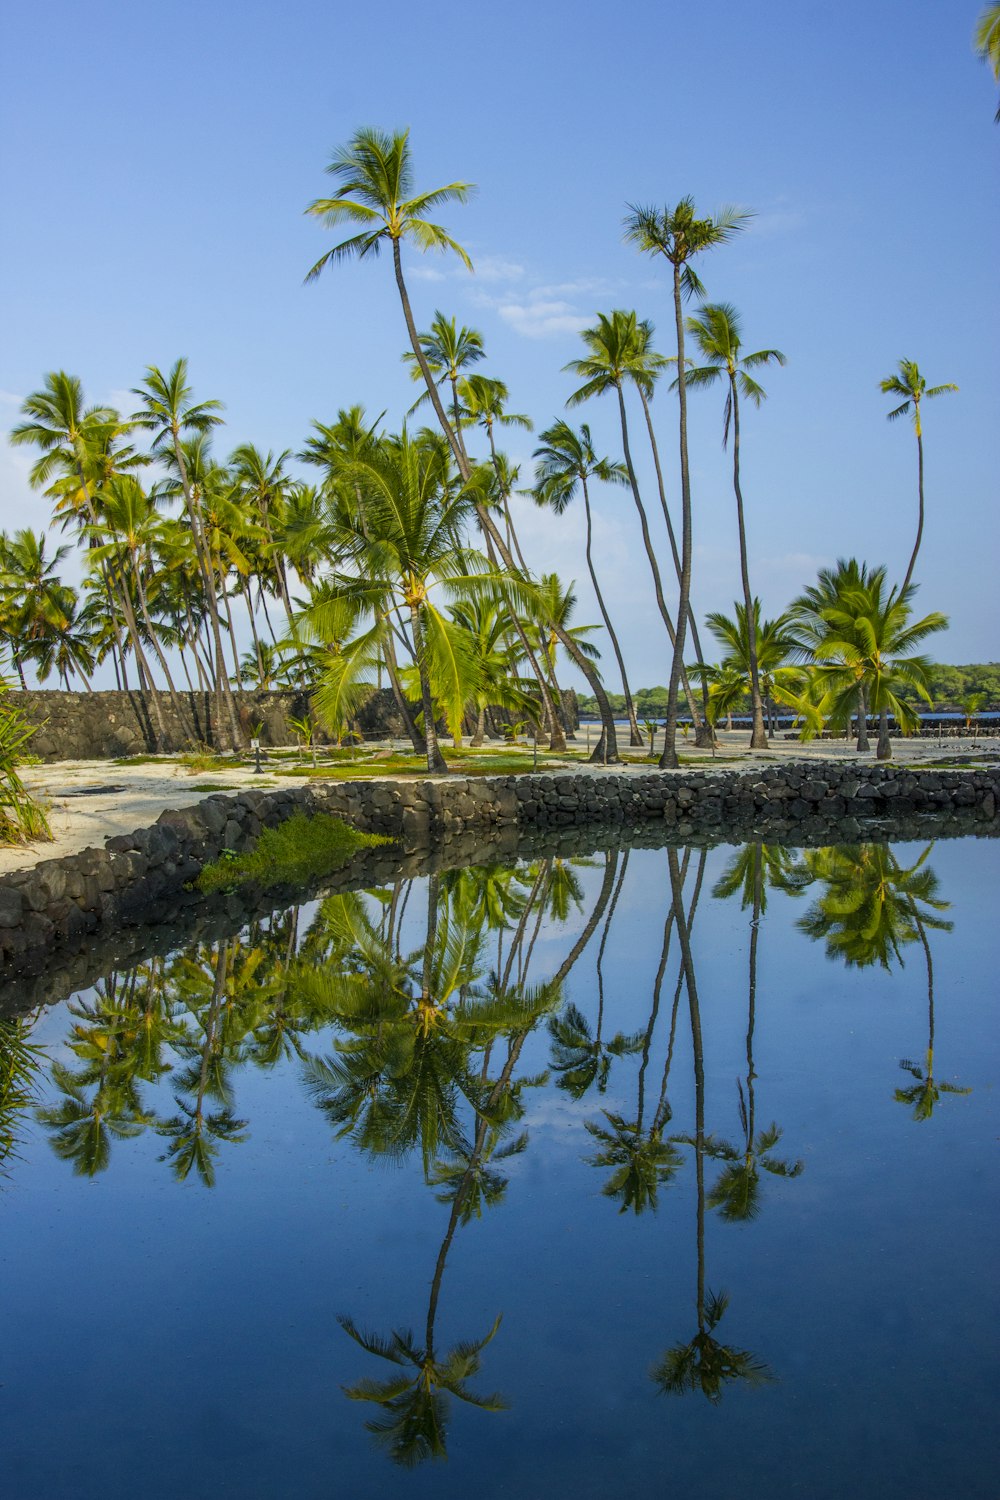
7;688;581;762
1;760;997;979
6;688;426;761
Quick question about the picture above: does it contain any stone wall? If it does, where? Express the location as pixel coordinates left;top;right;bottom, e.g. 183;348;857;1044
0;760;997;977
7;687;579;761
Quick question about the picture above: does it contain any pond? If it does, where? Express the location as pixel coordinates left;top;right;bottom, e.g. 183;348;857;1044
1;830;997;1499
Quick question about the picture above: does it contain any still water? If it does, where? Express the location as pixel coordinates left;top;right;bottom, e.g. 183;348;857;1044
1;833;997;1499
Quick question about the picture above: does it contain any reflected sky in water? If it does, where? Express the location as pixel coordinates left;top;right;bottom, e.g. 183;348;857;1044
1;833;997;1499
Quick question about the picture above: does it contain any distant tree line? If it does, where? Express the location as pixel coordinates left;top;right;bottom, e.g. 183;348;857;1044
578;663;1000;719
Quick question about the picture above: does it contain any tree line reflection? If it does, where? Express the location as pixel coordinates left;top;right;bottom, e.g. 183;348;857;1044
0;835;974;1464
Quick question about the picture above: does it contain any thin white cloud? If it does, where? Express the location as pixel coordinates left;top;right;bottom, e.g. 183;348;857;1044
0;390;23;406
471;253;526;283
496;298;591;339
409;264;447;283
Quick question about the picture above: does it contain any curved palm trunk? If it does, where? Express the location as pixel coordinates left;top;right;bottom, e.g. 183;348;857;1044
581;476;642;746
410;602;449;774
637;388;714;744
900;425;924;595
730;384;768;749
616;386;703;734
660;264;695;770
390;238;612;760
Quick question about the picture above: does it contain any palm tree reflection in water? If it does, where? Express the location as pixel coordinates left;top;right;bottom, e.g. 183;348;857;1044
652;847;775;1403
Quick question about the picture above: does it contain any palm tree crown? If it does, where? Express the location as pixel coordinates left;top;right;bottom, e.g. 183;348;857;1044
304;127;474;280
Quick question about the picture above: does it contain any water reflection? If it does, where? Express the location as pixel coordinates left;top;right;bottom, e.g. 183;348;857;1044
0;830;989;1486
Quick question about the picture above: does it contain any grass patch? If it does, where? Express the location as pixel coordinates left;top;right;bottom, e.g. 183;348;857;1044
196;811;391;893
112;754;167;766
190;782;258;792
180;752;242;774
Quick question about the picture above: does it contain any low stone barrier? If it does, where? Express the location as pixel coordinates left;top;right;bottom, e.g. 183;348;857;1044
1;761;997;975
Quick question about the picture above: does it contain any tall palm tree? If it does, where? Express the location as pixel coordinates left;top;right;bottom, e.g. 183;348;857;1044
304;126;474;458
974;4;1000;120
305;127;621;762
879;359;958;594
624;199;751;767
532;420;642;745
684;303;786;747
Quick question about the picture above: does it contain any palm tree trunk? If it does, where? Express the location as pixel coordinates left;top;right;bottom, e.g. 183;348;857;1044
381;618;427;754
131;555;193;744
856;683;870;753
581;476;642;746
660;264;695;770
637;387;714;743
390;236;614;761
901;427;924;595
410;602;448;773
616;387;703;735
170;438;242;750
876;707;892;760
730;384;768;749
471;703;486;747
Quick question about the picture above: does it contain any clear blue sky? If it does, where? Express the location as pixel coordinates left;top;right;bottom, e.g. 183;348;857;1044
2;0;997;687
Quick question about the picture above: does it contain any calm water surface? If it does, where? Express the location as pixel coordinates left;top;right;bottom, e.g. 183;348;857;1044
1;833;997;1499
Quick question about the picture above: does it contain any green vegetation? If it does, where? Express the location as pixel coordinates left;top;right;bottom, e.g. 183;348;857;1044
578;663;1000;719
197;810;390;892
0;686;52;845
2;126;970;771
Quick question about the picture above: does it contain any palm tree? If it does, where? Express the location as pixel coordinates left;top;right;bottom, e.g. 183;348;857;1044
308;430;534;773
304;126;474;461
806;572;948;759
974;4;1000;119
879;359;958;594
131;359;243;749
704;601;806;736
533;420;643;745
305;127;621;762
454;375;570;749
9;375;165;729
403;311;485;453
684;303;786;747
624;198;751;767
565;313;707;728
0;529;71;686
789;558;877;751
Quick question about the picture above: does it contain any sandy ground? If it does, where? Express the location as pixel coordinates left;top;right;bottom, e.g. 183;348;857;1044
2;728;997;876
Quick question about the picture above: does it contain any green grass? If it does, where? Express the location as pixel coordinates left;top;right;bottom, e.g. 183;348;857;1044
196;811;391;893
